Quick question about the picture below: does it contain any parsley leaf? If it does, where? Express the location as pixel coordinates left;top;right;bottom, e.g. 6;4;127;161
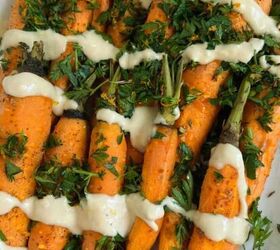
92;146;109;164
96;234;125;250
121;163;142;194
35;159;102;205
0;230;7;242
214;171;224;182
5;161;22;181
105;156;119;177
152;131;166;139
44;134;63;149
248;199;272;250
0;133;28;159
241;128;264;179
64;235;82;250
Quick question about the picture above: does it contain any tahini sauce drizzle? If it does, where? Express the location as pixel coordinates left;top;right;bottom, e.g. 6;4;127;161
2;72;78;116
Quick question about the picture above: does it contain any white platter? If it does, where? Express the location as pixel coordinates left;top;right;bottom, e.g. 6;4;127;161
0;1;279;249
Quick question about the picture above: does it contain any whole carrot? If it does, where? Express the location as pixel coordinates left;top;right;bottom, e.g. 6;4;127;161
82;121;127;249
28;114;89;250
188;77;251;250
126;126;178;250
0;43;53;247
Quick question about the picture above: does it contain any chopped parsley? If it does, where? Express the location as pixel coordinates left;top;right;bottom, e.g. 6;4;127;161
64;235;82;250
0;133;28;159
241;128;264;180
214;171;224;182
152;131;166;139
117;134;123;145
0;230;7;242
44;134;63;149
92;146;109;164
0;133;28;182
96;234;125;250
121;162;142;194
105;156;119;177
5;161;22;181
35;159;103;205
248;199;272;250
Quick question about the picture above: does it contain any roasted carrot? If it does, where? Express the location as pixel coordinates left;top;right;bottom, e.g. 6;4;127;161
126;126;178;250
0;44;53;247
187;77;250;249
28;115;89;250
91;0;111;32
82;121;127;248
50;0;92;90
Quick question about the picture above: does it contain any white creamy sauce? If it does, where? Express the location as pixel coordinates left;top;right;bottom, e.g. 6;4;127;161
203;0;280;40
182;38;264;65
0;190;251;245
67;30;119;62
0;29;119;62
209;143;248;218
0;29;67;61
77;194;133;236
138;0;152;9
260;55;280;78
126;193;165;231
119;49;163;69
185;211;250;245
96;107;158;152
162;196;250;245
0;242;27;250
2;72;78;116
0;192;173;237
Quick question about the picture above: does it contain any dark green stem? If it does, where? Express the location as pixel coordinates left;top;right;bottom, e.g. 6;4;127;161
219;76;251;147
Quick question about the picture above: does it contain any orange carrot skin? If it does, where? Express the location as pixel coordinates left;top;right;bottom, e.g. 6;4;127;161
28;224;70;250
188;166;240;250
126;136;144;164
82;121;127;248
91;0;111;32
0;95;52;246
28;116;89;250
44;116;89;165
126;126;178;250
159;212;181;250
176;61;229;159
88;121;127;195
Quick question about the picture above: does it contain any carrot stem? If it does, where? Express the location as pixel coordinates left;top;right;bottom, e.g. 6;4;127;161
220;76;251;147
